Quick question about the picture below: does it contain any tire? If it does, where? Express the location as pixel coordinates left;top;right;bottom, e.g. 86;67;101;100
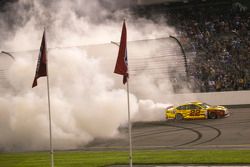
175;113;183;120
208;112;217;119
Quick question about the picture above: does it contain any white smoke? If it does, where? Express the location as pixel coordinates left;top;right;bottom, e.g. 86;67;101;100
0;0;177;151
133;100;171;122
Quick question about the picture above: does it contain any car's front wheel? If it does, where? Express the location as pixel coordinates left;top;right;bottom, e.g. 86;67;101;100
175;113;183;120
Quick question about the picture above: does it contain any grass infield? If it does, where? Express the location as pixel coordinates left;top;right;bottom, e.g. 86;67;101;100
0;150;250;167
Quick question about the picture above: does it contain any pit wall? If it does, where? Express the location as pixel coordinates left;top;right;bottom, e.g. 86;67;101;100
166;90;250;106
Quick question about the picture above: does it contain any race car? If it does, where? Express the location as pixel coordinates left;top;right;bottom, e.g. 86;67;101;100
165;102;230;120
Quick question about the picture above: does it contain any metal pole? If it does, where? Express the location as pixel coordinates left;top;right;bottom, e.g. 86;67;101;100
111;41;120;47
44;29;54;167
111;40;133;167
126;78;132;167
1;51;15;60
169;35;189;79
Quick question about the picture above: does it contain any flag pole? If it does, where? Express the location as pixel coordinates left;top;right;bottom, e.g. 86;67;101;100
126;78;133;167
125;19;132;167
44;28;54;167
113;19;132;167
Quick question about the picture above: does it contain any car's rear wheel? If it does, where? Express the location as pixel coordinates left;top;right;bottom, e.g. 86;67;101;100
175;113;183;120
208;112;217;119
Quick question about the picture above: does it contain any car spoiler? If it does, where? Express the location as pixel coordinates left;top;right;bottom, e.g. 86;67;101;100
166;106;174;110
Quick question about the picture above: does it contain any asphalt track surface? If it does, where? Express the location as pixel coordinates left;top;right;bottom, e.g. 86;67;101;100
85;108;250;151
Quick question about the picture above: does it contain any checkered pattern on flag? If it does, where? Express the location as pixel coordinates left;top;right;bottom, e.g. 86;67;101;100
32;30;47;88
114;21;128;84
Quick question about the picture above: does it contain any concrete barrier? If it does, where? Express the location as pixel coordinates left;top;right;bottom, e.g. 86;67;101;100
165;90;250;107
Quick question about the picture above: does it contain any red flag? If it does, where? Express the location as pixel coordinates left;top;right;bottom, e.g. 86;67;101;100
114;21;128;84
32;30;47;88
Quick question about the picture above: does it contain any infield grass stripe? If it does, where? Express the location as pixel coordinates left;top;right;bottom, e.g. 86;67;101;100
1;150;250;167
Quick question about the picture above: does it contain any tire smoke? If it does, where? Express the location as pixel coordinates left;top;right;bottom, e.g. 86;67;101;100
0;0;177;151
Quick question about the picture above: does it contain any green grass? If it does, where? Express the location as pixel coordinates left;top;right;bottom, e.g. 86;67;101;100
1;150;250;167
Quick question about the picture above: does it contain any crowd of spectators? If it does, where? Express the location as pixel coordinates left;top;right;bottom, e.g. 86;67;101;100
177;2;250;92
136;1;250;92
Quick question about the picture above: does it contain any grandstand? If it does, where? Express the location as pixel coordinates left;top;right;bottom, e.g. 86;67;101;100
133;0;250;92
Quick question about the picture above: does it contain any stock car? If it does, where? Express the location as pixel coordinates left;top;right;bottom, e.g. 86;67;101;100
165;102;230;120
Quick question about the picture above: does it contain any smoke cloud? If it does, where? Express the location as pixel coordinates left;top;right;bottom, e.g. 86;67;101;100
0;0;178;151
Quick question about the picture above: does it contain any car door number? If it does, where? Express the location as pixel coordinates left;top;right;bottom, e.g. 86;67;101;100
190;110;200;116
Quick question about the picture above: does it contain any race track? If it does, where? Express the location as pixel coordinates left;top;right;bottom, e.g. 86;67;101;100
85;108;250;150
